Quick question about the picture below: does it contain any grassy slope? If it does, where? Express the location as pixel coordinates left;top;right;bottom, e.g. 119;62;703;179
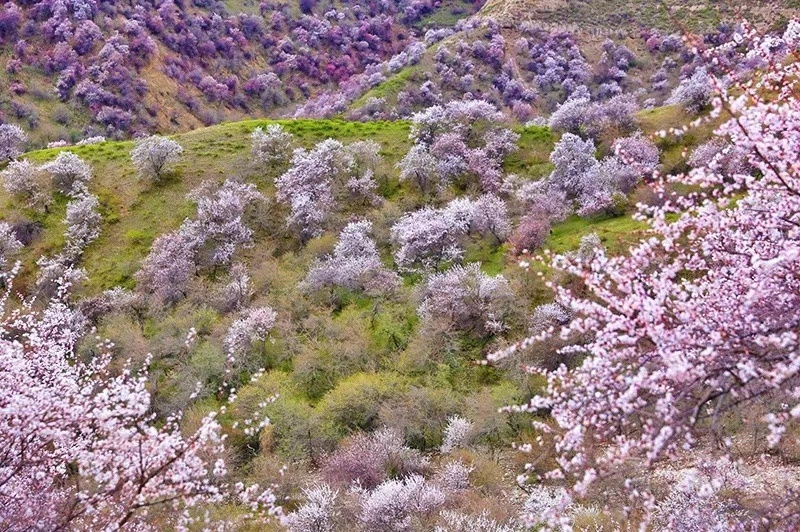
1;113;713;491
9;119;413;291
4;106;705;295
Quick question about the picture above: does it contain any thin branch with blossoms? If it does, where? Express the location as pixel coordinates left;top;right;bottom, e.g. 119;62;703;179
0;269;282;530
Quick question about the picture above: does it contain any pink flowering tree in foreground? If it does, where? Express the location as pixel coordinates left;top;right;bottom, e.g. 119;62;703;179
490;22;800;528
0;277;280;530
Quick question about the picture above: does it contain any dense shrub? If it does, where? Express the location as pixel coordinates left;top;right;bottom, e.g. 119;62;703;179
316;373;405;440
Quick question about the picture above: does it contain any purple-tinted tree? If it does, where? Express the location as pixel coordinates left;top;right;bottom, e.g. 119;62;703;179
275;139;354;241
583;93;640;138
135;225;199;305
403;100;518;194
667;67;713;112
470;194;511;242
321;428;429;490
216;262;252;312
302;220;399;295
548;133;599;199
514;179;570;223
397;144;442;196
188;179;264;267
509;212;551;255
442;99;504;140
391;204;470;271
418;262;514;336
688;139;751;177
344;140;382;205
612;132;659;191
548;97;590;135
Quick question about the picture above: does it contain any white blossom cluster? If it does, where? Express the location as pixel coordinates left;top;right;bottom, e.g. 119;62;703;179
302;220;398;294
130;135;183;182
418;263;514;336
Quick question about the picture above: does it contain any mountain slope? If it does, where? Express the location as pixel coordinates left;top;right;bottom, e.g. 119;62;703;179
480;0;798;31
0;0;485;146
337;1;799;121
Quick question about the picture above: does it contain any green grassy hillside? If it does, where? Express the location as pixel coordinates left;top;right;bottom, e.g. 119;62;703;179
11;119;412;291
3;109;701;295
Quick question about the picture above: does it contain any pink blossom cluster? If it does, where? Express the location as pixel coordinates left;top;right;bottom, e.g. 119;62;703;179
494;20;800;528
0;275;279;529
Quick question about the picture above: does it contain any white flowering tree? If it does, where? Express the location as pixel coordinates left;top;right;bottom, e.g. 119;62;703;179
42;151;92;196
130;135;183;182
275;139;351;241
188;179;264;267
251;123;295;167
0;222;22;273
302;220;399;295
418;263;514;337
224;306;277;358
0;160;49;210
64;192;101;255
135;225;199;304
391;205;470;271
0;123;27;162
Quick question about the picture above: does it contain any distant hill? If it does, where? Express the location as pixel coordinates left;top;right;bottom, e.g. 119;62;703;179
0;0;794;149
479;0;797;32
0;0;484;146
329;1;799;120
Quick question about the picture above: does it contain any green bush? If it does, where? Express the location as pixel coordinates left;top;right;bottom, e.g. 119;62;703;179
233;371;324;460
316;372;406;442
378;385;463;450
292;311;375;400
